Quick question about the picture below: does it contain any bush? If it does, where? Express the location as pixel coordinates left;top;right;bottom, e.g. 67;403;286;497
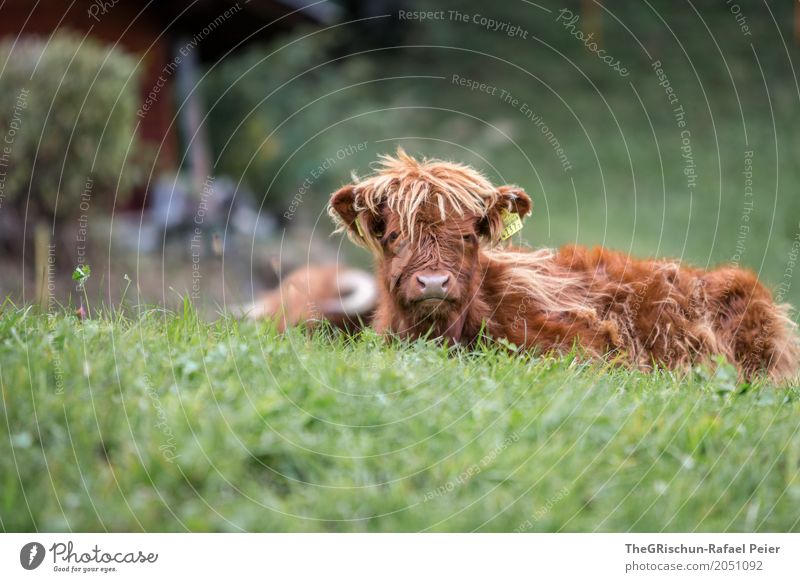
0;33;149;221
201;31;419;218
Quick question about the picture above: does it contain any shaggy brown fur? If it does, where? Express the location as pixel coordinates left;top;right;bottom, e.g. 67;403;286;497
242;264;376;331
329;149;800;382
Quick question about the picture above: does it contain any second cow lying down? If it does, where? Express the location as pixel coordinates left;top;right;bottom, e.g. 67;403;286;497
251;149;799;382
243;264;376;331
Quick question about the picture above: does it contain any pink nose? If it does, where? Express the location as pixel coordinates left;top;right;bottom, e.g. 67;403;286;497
416;273;450;299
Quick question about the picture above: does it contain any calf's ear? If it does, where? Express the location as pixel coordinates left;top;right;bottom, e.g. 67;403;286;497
479;185;532;242
330;184;359;230
329;184;384;248
497;185;532;217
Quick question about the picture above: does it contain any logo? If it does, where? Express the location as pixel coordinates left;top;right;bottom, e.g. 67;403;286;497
20;542;46;570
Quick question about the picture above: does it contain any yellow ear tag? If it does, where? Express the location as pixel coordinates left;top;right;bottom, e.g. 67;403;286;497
355;218;365;238
499;208;523;240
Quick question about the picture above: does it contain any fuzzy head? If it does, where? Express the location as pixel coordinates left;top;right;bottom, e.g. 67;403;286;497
328;149;531;329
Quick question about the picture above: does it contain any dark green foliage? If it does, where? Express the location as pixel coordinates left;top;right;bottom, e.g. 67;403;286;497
201;1;800;308
201;29;412;213
0;33;148;219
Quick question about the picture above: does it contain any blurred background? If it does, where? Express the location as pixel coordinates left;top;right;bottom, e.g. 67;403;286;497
0;0;799;314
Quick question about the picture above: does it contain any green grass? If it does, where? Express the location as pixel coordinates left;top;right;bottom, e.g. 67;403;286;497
2;305;800;532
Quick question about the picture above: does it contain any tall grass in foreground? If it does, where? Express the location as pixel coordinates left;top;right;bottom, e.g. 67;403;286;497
1;305;799;532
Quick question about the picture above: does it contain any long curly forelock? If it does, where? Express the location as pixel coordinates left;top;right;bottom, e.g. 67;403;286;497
351;149;501;243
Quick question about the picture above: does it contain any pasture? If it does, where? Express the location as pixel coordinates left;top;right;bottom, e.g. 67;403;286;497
1;0;800;538
2;306;799;532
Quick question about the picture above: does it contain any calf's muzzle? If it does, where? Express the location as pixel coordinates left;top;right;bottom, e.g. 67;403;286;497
414;272;451;301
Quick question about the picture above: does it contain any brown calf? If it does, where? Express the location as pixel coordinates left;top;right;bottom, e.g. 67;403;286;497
242;264;376;331
329;149;799;382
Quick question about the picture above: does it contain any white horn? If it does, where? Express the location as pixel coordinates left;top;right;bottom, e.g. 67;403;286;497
227;301;268;320
321;269;377;316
